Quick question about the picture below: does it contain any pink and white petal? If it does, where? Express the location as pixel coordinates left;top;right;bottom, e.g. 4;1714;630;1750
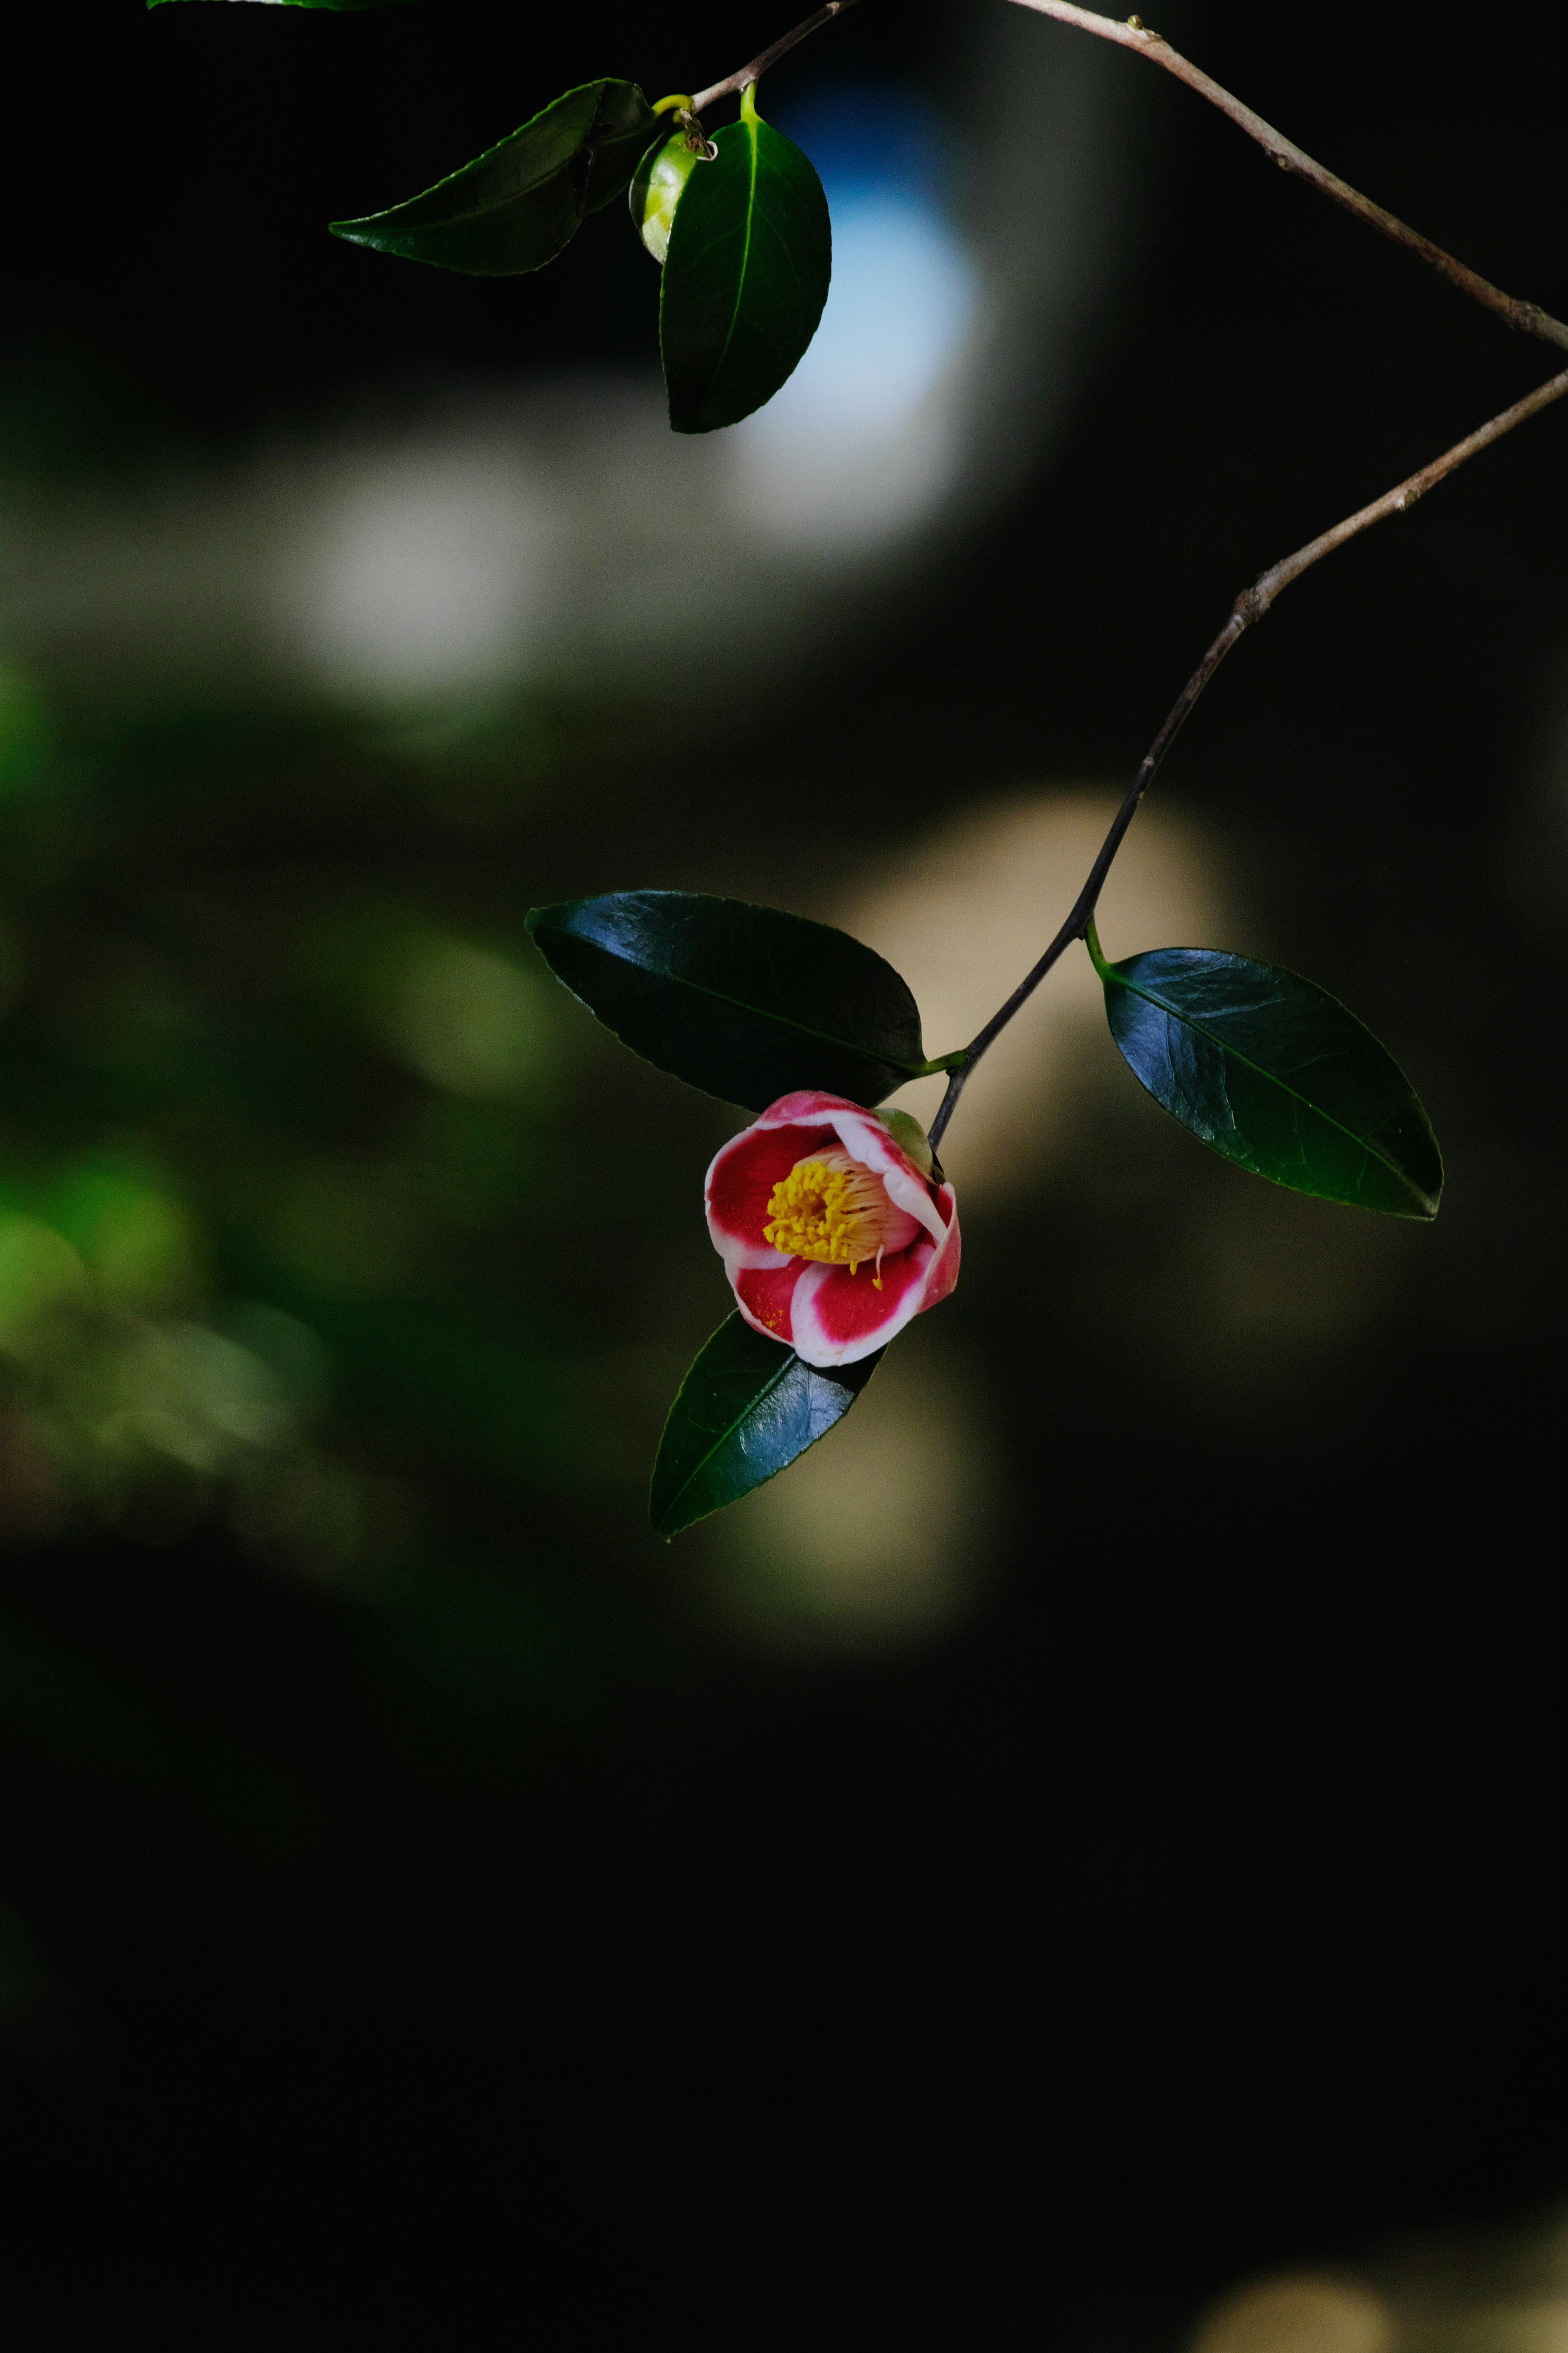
878;1161;947;1246
733;1259;810;1346
755;1090;868;1130
822;1108;947;1247
922;1183;962;1308
705;1120;835;1266
788;1245;938;1367
863;1199;923;1256
823;1105;913;1181
787;1184;962;1367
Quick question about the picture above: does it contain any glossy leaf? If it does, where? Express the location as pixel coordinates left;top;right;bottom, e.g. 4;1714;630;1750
526;890;940;1110
650;1311;882;1538
330;79;653;275
1095;939;1443;1217
660;87;831;434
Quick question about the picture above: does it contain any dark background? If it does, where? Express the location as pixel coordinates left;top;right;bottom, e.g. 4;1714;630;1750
2;1;1565;2333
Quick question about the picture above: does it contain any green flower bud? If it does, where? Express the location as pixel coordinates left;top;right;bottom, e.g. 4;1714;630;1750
630;133;703;265
875;1109;936;1178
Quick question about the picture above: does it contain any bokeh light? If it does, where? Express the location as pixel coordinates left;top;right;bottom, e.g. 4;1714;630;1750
838;785;1225;1195
707;1334;1002;1650
1192;2277;1394;2353
3;0;1567;2317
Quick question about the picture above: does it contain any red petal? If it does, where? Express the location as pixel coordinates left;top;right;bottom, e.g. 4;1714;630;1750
733;1259;809;1345
790;1242;935;1362
705;1120;837;1265
788;1182;962;1368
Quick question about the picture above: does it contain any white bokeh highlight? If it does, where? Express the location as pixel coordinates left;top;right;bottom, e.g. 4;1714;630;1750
282;453;564;694
728;187;983;548
1;36;1130;707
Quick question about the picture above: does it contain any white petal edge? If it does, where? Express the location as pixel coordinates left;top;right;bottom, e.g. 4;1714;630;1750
787;1206;958;1368
824;1109;948;1247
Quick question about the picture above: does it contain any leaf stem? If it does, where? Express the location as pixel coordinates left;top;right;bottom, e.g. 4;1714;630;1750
1006;2;1568;352
690;2;862;117
926;363;1568;1154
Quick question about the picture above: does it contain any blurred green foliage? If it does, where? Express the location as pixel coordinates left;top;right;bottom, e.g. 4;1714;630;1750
0;657;711;1624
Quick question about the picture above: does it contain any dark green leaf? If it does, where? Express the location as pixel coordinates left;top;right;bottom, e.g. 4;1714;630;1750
330;79;653;274
525;890;936;1110
582;90;663;214
660;87;831;434
1094;937;1443;1217
650;1312;882;1538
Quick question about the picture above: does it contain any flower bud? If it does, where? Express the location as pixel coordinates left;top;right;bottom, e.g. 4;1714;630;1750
874;1109;935;1179
630;134;702;265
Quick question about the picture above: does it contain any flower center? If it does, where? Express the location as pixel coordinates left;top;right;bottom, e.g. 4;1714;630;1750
764;1148;911;1289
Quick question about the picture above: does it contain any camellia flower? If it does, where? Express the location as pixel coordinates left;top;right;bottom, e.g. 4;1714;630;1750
705;1090;960;1367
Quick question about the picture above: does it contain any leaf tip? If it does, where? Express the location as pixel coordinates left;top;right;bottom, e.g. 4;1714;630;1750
646;1485;681;1542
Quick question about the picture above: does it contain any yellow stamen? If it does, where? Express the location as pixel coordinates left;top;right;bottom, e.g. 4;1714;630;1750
764;1148;904;1290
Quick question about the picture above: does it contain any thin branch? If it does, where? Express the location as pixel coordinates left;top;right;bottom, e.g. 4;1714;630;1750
694;2;1568;348
1007;1;1568;353
927;362;1568;1153
690;2;862;117
678;0;1568;1152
